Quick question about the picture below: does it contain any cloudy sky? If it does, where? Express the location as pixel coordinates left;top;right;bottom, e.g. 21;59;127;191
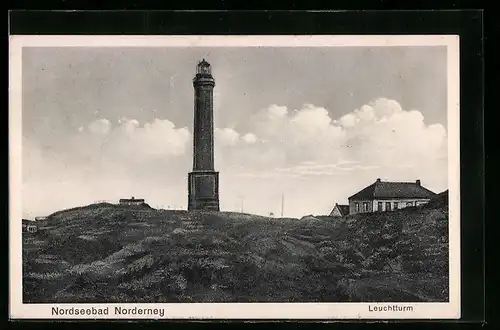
22;46;448;218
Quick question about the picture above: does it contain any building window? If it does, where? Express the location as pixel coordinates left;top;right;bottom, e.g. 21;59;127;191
406;201;413;207
355;203;359;212
385;202;391;211
378;202;383;211
363;202;369;212
394;202;398;210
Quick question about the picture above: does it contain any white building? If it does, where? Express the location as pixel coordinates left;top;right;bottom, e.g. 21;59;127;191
348;178;437;215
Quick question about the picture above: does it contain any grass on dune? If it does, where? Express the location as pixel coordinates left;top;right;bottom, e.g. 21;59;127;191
23;192;449;303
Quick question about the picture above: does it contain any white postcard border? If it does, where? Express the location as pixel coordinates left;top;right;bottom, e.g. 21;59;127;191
9;35;460;320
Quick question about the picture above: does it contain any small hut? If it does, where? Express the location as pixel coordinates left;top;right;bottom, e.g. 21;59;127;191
119;196;146;206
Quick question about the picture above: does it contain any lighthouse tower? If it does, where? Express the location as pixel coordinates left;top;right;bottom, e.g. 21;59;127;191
188;59;220;211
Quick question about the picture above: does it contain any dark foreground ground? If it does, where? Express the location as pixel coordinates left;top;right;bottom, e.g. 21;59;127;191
23;192;449;303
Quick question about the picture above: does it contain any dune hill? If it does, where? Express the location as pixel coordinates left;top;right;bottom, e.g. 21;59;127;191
23;193;449;303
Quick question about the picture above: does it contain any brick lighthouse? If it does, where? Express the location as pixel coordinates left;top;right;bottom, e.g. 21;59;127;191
188;59;220;211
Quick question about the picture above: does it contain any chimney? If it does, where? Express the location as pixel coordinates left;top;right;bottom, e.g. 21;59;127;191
416;180;421;186
376;178;381;182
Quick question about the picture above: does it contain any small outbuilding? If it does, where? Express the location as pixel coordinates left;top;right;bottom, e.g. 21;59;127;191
22;219;37;233
119;196;146;206
329;203;350;217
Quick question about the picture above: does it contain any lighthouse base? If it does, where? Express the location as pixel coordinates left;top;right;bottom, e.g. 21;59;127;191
188;171;220;211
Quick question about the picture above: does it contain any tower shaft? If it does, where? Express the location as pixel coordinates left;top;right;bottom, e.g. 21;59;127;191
188;59;220;211
193;81;214;170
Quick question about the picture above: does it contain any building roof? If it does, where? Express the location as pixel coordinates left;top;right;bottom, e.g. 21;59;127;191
348;179;436;200
198;58;210;66
119;198;145;202
331;204;349;216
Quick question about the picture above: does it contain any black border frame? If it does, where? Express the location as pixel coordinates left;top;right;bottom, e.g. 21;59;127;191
6;10;485;326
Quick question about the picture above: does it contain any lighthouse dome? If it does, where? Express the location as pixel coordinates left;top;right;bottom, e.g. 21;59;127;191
196;59;211;74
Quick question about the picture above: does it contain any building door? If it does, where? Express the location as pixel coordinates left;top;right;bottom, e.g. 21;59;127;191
378;202;383;211
385;202;391;211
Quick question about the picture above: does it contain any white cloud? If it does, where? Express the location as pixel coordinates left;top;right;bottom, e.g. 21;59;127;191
212;99;448;217
244;104;345;163
371;97;403;117
267;104;288;118
215;129;260;146
82;118;190;159
135;119;190;157
88;118;111;135
339;113;357;127
275;162;380;177
22;117;191;218
22;98;448;219
117;117;140;134
216;98;448;195
215;127;240;146
242;133;257;144
290;104;332;130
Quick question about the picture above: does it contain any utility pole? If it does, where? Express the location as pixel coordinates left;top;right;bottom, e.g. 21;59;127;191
236;194;244;213
281;191;284;217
